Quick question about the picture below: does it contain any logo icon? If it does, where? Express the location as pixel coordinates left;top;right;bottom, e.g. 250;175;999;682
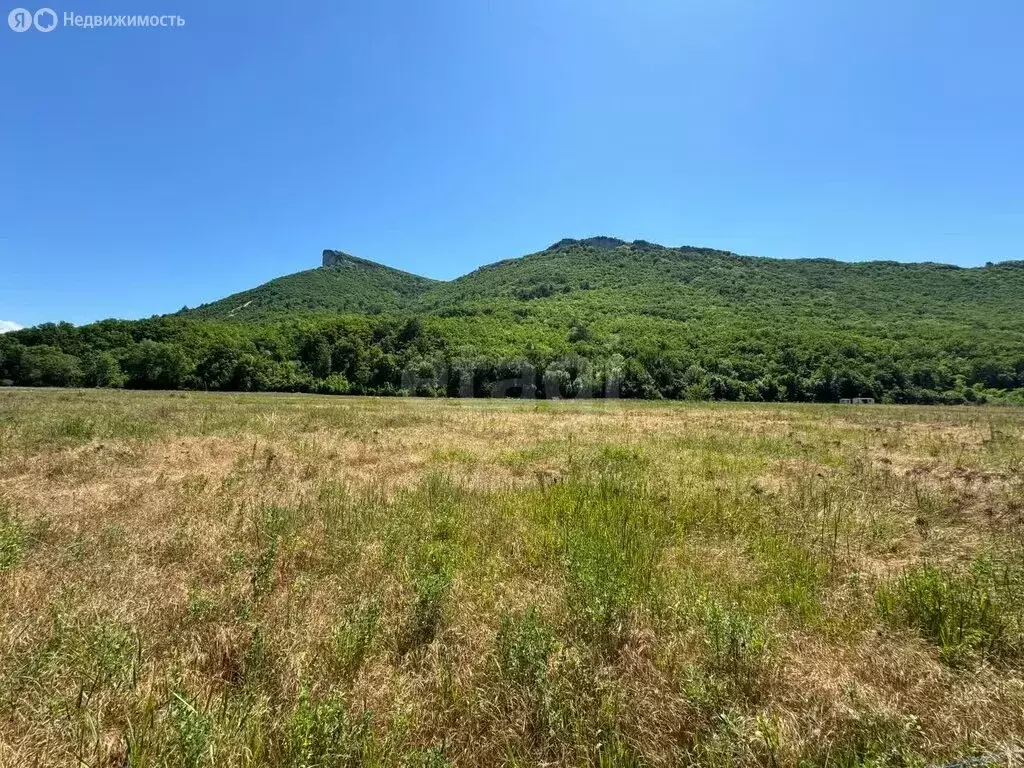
33;6;55;30
8;7;32;31
8;6;57;31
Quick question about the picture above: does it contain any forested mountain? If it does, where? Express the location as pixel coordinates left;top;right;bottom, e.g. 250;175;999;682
3;238;1023;403
181;250;438;322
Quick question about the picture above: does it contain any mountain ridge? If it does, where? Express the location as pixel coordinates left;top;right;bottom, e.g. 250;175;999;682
181;250;440;322
178;238;1023;324
4;237;1022;403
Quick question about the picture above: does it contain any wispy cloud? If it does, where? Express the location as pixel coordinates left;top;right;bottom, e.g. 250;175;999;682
0;320;23;334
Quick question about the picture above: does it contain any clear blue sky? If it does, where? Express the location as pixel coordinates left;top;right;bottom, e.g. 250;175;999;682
2;0;1022;328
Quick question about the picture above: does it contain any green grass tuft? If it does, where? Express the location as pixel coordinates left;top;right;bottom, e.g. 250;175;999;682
877;555;1024;664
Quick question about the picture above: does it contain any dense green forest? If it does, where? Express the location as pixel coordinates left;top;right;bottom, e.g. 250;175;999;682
180;251;438;321
3;238;1023;403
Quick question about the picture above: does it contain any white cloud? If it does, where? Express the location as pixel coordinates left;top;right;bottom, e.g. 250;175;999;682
0;321;23;334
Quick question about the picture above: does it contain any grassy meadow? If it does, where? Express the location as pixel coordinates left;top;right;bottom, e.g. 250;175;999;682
0;389;1022;767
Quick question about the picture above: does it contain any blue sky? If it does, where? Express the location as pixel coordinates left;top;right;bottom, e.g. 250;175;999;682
1;0;1022;328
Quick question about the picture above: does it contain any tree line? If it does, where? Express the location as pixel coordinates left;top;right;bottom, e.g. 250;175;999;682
2;314;1022;404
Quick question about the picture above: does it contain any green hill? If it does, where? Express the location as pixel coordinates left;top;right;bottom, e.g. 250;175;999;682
179;237;1024;341
181;250;439;322
433;237;1024;324
2;237;1023;403
425;237;1024;345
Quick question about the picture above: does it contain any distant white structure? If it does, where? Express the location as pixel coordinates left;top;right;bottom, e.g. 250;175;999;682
839;397;875;405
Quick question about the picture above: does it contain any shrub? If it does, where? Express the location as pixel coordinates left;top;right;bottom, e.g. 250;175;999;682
319;373;350;395
399;569;451;654
496;606;556;693
169;691;214;768
330;601;380;681
876;556;1023;664
250;506;292;602
0;505;25;572
49;415;96;441
702;600;772;696
556;480;667;647
250;537;279;602
283;691;372;768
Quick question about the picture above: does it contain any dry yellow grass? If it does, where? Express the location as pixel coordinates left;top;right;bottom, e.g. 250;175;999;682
0;389;1022;767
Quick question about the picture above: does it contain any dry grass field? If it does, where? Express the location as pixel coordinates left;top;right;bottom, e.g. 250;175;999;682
1;389;1022;767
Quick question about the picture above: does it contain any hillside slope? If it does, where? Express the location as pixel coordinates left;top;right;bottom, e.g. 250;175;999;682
180;237;1024;340
3;237;1023;403
429;237;1024;321
181;250;439;322
431;236;1024;322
